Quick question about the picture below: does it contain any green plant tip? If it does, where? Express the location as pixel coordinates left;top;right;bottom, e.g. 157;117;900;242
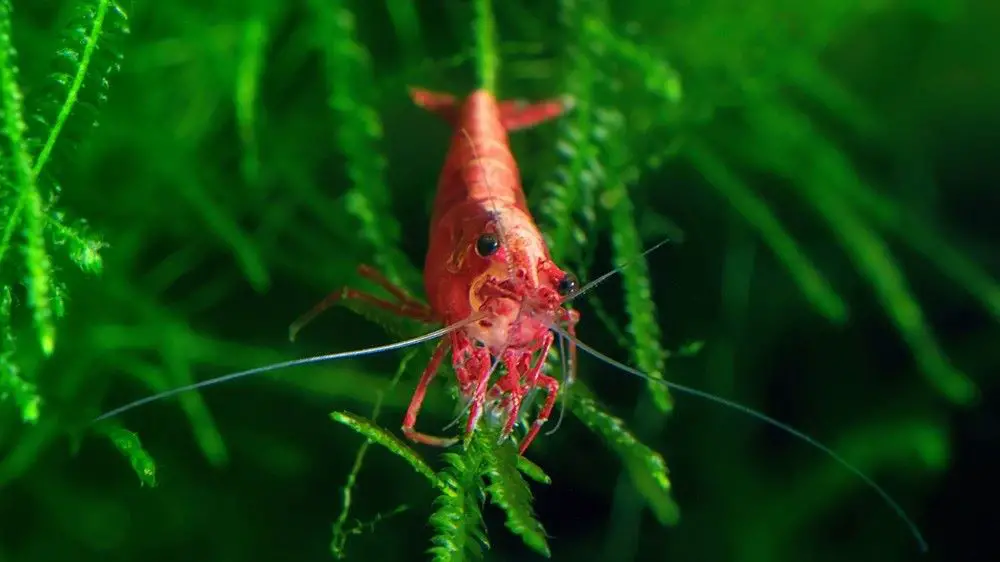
330;410;441;488
41;330;55;355
22;396;41;423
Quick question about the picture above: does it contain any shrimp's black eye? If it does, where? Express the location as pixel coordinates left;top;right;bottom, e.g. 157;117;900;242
475;233;500;257
556;273;579;296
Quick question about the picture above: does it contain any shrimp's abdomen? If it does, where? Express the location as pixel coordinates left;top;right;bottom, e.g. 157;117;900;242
430;91;527;226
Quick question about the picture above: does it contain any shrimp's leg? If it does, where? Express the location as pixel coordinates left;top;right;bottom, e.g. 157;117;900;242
289;265;433;341
497;354;529;439
401;338;459;447
517;331;558;454
355;265;428;311
457;340;493;440
519;377;559;454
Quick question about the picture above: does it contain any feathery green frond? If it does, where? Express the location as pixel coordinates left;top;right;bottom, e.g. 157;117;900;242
429;451;489;562
481;433;550;557
805;178;975;404
31;0;127;178
0;286;39;422
331;350;419;559
571;383;678;525
743;105;977;404
515;454;552;485
331;410;441;488
840;169;1000;322
0;2;988;562
0;0;53;355
535;3;600;267
46;212;105;275
1;0;126;368
95;423;157;487
582;17;682;105
596;107;672;413
311;0;416;290
685;140;848;322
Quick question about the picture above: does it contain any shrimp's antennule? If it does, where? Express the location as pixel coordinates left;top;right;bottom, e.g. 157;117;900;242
549;324;929;555
92;315;482;423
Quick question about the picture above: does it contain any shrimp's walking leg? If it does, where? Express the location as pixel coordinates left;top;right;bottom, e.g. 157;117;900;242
401;338;459;447
289;264;433;341
497;355;529;439
455;338;493;439
519;377;559;454
517;331;558;454
355;265;427;311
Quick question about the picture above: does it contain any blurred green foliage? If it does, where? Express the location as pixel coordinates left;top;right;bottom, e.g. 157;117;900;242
1;0;997;561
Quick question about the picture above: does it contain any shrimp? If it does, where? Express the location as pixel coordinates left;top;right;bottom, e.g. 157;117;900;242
93;87;927;553
290;87;578;453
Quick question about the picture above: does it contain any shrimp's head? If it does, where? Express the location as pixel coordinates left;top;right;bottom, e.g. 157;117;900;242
460;208;577;353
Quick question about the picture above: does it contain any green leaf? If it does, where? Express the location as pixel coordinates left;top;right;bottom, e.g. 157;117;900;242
582;17;682;105
311;0;418;291
429;451;489;562
330;410;441;488
596;106;672;413
332;350;419;559
516;454;552;485
837;163;1000;324
571;382;679;525
536;44;599;266
0;0;54;355
32;0;125;179
46;213;105;275
744;105;977;405
95;423;158;487
479;430;549;556
685;140;848;323
0;286;40;422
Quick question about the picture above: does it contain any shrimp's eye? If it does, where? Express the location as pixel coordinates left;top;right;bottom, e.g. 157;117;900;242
475;233;500;257
556;273;579;296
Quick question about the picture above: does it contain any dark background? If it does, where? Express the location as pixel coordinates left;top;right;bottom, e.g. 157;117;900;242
0;1;998;561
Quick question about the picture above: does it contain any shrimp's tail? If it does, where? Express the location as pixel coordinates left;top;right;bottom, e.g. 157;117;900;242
408;87;568;132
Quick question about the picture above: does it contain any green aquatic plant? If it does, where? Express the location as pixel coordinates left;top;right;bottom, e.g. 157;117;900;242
0;0;991;561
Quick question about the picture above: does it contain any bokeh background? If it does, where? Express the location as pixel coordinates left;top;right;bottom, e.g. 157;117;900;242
1;0;998;561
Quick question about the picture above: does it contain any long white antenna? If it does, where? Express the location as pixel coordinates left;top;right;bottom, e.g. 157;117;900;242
93;315;482;423
550;324;929;554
